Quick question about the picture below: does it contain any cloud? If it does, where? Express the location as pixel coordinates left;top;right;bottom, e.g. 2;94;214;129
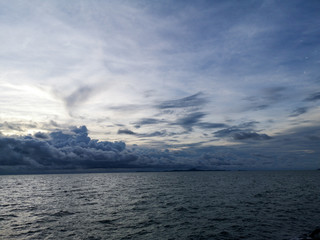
237;121;259;128
263;87;287;101
290;107;308;117
63;86;96;115
304;92;320;102
138;130;168;138
0;124;319;173
34;132;49;139
129;146;238;170
157;92;207;109
244;87;287;111
117;129;176;138
108;104;150;112
133;118;166;128
0;126;137;174
1;126;240;173
197;122;228;129
0;121;38;132
117;129;136;135
174;112;206;131
214;127;271;141
232;132;271;140
0;122;22;131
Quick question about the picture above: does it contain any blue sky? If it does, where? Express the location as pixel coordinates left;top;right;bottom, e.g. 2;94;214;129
0;0;319;173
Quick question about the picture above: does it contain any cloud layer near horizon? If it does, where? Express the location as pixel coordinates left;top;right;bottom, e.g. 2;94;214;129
0;125;319;173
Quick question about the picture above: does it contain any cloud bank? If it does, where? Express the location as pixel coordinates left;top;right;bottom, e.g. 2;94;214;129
0;126;137;174
1;125;319;174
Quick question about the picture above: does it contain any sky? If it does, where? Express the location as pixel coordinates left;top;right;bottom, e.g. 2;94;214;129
0;0;319;173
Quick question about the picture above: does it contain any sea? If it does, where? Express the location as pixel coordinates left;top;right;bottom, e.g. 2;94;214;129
0;171;319;240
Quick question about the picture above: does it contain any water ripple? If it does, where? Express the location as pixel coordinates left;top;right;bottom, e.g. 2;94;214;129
0;171;319;240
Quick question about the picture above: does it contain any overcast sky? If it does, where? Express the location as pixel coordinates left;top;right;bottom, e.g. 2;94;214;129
0;0;319;173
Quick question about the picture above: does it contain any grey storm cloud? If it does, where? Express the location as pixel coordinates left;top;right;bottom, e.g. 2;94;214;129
0;126;138;173
157;92;207;109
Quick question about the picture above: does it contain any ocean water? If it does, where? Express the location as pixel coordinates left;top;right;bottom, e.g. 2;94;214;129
0;171;319;240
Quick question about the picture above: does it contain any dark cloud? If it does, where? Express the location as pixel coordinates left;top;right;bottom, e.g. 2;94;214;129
232;132;271;140
214;127;271;141
307;135;320;141
290;107;308;117
253;104;270;111
244;87;287;111
133;116;227;132
34;132;49;139
304;92;320;102
129;146;238;171
117;129;136;135
135;118;162;125
174;112;206;131
117;129;180;138
133;118;166;128
106;93;207;118
214;128;241;138
114;123;126;127
1;124;319;173
0;126;137;174
157;92;207;109
0;125;242;173
139;130;168;138
197;122;228;129
237;121;259;128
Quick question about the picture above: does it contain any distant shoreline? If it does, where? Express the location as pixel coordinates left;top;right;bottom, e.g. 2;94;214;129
0;168;319;176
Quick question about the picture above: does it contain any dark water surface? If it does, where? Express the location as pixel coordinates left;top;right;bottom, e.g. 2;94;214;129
1;171;319;240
